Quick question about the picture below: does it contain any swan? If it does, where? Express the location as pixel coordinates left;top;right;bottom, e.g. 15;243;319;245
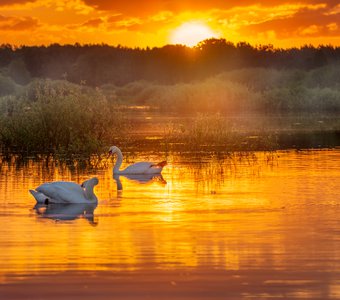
108;146;167;175
29;177;99;204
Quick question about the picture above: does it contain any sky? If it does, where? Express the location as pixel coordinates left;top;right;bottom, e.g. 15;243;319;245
0;0;339;48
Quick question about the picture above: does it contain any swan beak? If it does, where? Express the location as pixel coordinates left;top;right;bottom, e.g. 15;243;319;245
107;151;112;159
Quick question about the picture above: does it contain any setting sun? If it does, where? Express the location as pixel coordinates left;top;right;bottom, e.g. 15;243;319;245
170;22;218;47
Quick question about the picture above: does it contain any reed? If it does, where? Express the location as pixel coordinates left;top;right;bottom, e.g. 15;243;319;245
1;64;339;155
0;80;128;155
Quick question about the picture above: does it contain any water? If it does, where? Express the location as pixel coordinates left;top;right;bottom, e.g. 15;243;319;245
0;149;340;298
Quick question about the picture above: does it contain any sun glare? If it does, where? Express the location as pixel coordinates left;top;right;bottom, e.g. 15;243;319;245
170;22;218;47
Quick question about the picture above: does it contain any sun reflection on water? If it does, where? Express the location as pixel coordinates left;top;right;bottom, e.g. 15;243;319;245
0;150;339;285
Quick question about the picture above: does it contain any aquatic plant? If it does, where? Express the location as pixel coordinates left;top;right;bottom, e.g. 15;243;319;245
1;64;339;155
0;80;128;156
187;113;232;145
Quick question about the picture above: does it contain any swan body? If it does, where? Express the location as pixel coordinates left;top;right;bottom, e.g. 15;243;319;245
108;146;166;175
29;177;99;204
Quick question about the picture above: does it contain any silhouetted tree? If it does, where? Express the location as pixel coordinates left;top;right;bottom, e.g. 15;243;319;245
0;40;339;86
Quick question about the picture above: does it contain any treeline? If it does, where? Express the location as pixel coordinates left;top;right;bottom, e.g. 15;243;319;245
0;39;339;154
1;39;340;87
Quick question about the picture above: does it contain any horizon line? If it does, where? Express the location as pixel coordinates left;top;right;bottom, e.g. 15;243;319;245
2;39;340;51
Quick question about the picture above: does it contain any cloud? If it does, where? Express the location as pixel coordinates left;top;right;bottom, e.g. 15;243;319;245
83;0;172;15
82;17;103;27
241;6;340;38
107;17;143;30
82;0;340;15
106;12;174;32
0;15;39;31
0;0;36;6
0;0;338;47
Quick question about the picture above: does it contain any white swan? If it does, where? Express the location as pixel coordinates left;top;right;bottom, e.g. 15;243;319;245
29;177;99;204
108;146;167;175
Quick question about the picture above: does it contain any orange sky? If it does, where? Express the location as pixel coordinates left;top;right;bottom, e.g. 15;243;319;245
0;0;339;48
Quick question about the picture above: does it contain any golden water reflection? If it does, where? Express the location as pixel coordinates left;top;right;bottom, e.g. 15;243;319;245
0;150;339;285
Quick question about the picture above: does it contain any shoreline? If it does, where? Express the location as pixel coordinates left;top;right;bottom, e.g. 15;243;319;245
1;268;339;299
1;129;339;157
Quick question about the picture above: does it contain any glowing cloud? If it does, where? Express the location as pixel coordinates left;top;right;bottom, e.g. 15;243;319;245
0;0;339;47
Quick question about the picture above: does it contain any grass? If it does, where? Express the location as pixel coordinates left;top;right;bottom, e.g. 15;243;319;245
160;113;280;152
0;63;339;157
110;65;340;114
0;80;129;156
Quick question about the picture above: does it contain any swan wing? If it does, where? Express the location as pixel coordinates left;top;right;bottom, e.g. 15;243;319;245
52;182;84;193
36;182;85;203
122;162;154;174
122;161;166;174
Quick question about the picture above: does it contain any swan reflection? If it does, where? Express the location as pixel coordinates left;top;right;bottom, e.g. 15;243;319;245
113;174;167;191
33;203;98;225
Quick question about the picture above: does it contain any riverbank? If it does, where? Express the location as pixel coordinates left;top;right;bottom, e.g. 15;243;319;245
1;268;338;299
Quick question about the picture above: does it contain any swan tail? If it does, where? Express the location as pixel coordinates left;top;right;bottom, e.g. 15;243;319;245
29;190;49;204
29;189;38;199
152;161;167;168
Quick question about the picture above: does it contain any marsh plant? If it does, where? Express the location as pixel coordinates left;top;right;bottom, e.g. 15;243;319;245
0;63;339;155
162;113;279;151
0;80;128;155
188;113;232;145
162;113;233;148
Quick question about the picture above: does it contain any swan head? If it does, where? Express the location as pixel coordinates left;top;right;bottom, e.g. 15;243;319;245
108;146;119;156
81;177;99;189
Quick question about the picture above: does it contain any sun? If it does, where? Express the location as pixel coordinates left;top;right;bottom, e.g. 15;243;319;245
170;21;218;47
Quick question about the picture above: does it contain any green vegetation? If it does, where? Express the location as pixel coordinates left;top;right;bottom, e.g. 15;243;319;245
0;41;339;155
0;80;127;156
0;73;19;96
114;65;340;114
161;113;280;153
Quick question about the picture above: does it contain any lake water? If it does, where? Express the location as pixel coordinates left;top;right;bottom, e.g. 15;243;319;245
0;149;339;299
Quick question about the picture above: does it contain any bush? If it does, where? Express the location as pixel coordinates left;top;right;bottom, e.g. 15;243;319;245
113;67;340;114
0;80;128;154
0;73;19;96
141;76;261;114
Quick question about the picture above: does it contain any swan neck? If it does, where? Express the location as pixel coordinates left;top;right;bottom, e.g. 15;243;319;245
113;174;123;191
84;185;97;202
113;149;123;174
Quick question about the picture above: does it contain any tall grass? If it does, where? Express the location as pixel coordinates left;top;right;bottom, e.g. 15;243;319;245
0;73;19;96
1;65;339;155
187;113;232;145
109;64;340;114
0;80;128;155
162;113;279;151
